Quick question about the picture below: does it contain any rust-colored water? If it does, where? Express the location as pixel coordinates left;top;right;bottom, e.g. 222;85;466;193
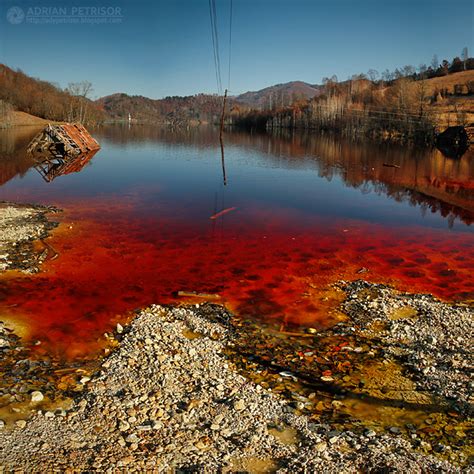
0;127;473;359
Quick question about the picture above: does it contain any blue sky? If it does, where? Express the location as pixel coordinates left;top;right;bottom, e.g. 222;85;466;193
0;0;472;99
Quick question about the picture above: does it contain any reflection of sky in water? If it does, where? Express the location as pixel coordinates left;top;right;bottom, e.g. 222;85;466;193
0;126;473;232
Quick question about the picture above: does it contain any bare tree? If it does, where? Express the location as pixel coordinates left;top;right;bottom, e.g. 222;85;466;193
402;65;416;77
381;69;394;84
367;69;379;82
66;81;94;123
416;79;428;118
462;47;469;70
431;54;439;71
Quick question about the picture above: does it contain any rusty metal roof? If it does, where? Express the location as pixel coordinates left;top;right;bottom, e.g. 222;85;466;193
27;123;100;157
56;123;100;153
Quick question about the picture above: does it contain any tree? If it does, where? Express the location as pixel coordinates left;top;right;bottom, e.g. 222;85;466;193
418;64;428;78
462;47;469;70
66;81;94;123
441;59;450;75
416;79;428;118
381;69;394;83
449;57;463;73
367;69;379;82
431;54;439;71
402;65;416;77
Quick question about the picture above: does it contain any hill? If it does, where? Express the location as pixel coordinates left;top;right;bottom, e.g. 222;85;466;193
96;93;226;126
236;81;323;108
0;64;105;126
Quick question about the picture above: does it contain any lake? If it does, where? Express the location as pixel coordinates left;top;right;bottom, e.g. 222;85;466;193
0;125;473;358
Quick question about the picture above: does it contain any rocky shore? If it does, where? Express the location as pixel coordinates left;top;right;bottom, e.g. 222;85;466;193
0;202;472;472
0;202;59;273
0;304;464;472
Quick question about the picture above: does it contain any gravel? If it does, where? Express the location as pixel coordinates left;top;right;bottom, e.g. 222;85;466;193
339;280;473;413
0;204;470;472
0;304;462;472
0;202;59;272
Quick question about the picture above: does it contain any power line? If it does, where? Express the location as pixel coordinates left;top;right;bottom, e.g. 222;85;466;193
227;0;233;91
208;0;222;94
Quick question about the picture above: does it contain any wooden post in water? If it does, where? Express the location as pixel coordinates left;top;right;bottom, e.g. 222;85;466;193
220;89;228;185
220;89;228;141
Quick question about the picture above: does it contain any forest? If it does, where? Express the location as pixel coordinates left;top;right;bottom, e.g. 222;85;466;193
232;53;474;142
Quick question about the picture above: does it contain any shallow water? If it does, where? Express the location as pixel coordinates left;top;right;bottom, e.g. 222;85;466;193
0;125;473;358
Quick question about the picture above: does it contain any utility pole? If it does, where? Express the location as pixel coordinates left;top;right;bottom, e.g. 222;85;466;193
220;89;228;141
219;89;228;185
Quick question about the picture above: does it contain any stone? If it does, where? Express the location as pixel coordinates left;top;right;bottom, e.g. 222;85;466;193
364;429;376;438
15;420;27;429
126;433;140;444
233;399;245;411
30;391;44;403
315;441;327;452
119;421;130;432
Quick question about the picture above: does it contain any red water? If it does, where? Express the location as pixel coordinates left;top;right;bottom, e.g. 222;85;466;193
1;128;473;359
2;195;473;359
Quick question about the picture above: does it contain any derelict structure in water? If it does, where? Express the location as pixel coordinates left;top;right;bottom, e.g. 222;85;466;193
27;123;100;158
26;123;100;182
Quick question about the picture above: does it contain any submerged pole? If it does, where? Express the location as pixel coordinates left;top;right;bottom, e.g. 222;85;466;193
220;89;228;185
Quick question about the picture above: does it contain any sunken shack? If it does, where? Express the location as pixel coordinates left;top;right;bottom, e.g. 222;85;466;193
27;123;100;158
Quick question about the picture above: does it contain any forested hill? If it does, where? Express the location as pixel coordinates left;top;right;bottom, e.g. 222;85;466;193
95;93;227;125
0;64;105;125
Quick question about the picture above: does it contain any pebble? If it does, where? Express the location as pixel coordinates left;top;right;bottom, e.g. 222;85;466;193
364;430;376;438
0;338;9;348
125;433;139;444
315;441;327;452
15;420;27;429
30;391;44;403
233;399;245;411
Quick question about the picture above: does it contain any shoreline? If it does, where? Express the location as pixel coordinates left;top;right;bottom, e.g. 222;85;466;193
0;303;467;472
0;202;472;471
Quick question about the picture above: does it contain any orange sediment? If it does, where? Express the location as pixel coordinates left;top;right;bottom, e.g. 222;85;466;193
0;197;472;360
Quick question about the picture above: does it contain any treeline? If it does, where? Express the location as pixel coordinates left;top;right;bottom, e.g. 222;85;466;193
233;53;474;143
0;64;105;125
367;50;474;84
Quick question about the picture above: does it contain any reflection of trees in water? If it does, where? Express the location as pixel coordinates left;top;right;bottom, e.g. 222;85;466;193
0;127;41;186
1;125;473;226
237;130;474;226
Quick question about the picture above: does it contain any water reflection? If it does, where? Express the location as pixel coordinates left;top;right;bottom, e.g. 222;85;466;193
32;149;98;183
0;126;43;186
0;125;473;227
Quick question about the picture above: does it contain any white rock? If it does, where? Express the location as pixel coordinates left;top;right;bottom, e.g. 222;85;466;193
15;420;27;429
30;391;44;403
